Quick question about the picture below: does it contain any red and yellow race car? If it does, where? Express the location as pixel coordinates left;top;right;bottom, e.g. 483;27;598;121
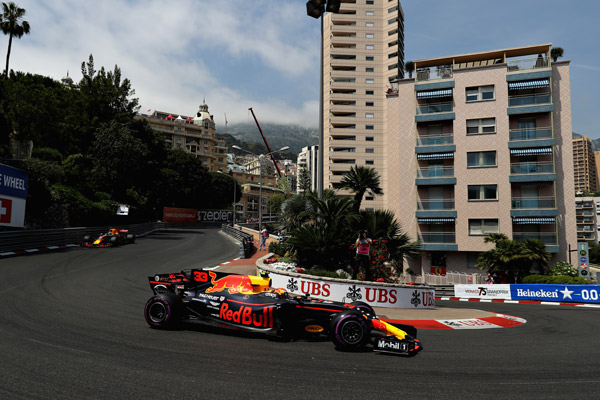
144;269;423;356
81;228;136;247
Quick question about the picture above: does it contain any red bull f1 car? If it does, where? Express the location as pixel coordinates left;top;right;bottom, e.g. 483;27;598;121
81;228;136;247
144;269;423;356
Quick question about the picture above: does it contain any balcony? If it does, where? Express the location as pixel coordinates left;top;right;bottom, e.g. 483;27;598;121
507;93;552;115
509;161;556;183
418;232;458;251
510;196;558;217
415;102;455;123
416;167;456;186
415;65;453;82
507;56;549;72
508;127;554;149
416;199;456;218
416;134;453;146
512;232;557;245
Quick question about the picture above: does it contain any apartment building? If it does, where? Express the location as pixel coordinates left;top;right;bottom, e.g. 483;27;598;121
323;0;404;209
575;197;599;243
136;100;228;173
387;43;577;274
572;136;597;192
297;145;320;193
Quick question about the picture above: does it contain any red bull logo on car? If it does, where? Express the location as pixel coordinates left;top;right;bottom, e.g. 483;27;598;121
219;302;274;328
206;271;256;294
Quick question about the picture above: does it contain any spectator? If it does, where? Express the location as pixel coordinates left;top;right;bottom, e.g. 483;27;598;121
259;227;268;251
353;230;373;281
486;272;494;284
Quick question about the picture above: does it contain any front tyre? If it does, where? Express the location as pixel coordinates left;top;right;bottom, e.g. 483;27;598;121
330;310;370;350
350;301;376;317
144;293;182;329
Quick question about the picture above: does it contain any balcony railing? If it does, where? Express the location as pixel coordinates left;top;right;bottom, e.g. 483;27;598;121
511;197;556;209
419;232;456;244
416;102;453;115
507;56;549;72
508;93;551;107
509;127;552;141
415;65;453;82
513;232;557;244
417;199;455;210
510;161;554;175
416;134;454;146
416;167;455;178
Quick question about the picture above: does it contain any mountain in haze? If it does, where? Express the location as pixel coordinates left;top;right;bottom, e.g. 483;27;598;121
220;122;318;157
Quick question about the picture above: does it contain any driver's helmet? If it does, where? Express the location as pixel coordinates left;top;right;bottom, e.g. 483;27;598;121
110;228;118;235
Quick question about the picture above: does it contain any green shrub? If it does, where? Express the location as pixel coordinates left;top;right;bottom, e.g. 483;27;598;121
268;241;292;257
548;261;578;277
303;268;346;279
522;275;589;284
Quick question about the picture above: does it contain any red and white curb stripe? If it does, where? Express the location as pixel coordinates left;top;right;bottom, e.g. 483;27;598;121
0;244;79;257
436;296;600;309
385;313;527;330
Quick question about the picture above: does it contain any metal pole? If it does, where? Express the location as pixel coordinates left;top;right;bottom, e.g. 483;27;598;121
259;157;263;232
232;176;236;227
318;15;324;198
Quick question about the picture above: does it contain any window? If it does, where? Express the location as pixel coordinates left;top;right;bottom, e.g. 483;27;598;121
366;44;374;50
365;196;374;201
366;136;374;141
365;113;374;118
466;85;495;102
366;90;374;95
468;185;498;201
366;148;374;153
366;11;374;16
366;22;374;27
366;160;374;165
366;56;374;61
365;125;374;130
366;101;374;106
467;151;496;168
366;0;374;4
365;33;374;39
366;79;374;84
467;118;496;135
366;67;374;72
469;219;499;235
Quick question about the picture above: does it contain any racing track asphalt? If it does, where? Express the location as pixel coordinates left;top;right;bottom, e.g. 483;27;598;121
1;227;599;399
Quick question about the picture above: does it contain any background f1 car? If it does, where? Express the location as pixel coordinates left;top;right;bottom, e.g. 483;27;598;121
144;269;423;356
81;228;136;247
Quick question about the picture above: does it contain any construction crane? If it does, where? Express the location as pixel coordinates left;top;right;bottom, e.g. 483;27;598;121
248;107;283;177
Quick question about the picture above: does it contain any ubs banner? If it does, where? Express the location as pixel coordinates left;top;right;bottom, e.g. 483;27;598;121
0;164;28;228
455;284;600;304
267;271;435;309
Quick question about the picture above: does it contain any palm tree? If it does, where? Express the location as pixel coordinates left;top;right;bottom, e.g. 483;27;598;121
360;210;420;262
340;166;383;211
550;47;564;63
1;2;30;76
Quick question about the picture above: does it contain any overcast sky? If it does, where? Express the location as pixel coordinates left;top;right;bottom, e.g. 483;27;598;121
6;0;600;138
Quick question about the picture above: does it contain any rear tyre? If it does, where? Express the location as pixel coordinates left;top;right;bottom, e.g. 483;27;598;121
110;236;118;247
350;301;376;317
127;234;136;244
330;310;370;350
81;235;90;247
144;293;183;329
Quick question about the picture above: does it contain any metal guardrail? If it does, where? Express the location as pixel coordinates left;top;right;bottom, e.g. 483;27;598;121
0;222;165;253
221;224;255;259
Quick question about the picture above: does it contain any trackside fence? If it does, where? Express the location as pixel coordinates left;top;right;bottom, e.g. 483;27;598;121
221;224;255;258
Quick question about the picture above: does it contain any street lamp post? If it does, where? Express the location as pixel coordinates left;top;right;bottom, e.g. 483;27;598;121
306;0;341;198
232;145;289;232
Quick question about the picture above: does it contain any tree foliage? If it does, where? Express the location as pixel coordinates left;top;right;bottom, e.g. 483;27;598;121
339;165;383;211
0;55;233;228
1;1;30;76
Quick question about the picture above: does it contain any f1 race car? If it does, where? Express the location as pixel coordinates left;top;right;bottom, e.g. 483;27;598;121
144;269;423;356
81;228;136;247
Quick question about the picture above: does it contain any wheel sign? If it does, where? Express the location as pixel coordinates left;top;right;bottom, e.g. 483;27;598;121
0;163;28;228
577;242;590;280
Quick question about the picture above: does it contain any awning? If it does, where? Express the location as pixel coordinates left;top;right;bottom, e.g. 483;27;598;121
512;217;556;224
417;218;455;224
510;147;553;156
508;79;550;90
416;89;453;99
417;152;454;160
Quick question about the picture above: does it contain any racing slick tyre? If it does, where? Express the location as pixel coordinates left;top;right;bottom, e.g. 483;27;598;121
329;310;370;350
144;293;183;329
110;236;118;247
350;301;376;317
127;234;136;244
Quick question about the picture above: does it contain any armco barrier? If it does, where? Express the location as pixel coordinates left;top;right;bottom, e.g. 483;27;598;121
258;259;435;309
221;224;255;258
